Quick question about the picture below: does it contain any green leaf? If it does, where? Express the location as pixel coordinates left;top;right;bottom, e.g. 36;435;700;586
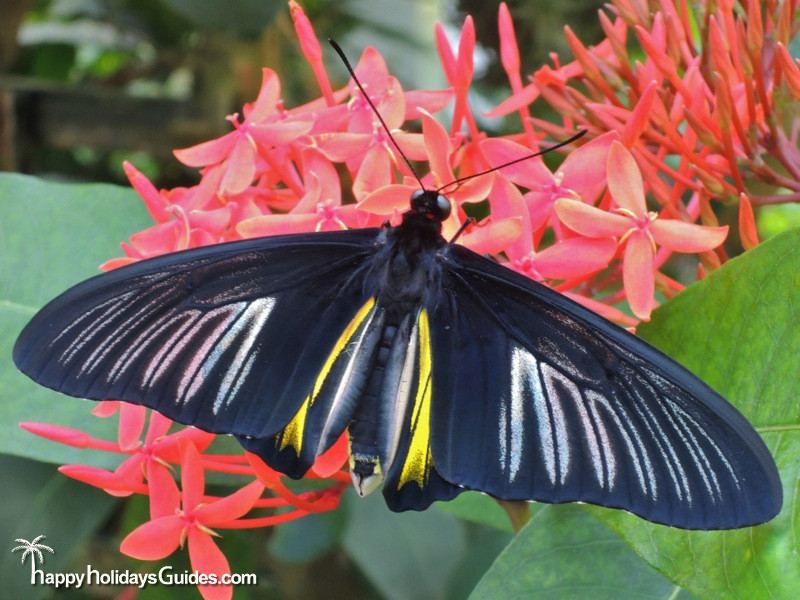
470;504;686;600
0;173;152;467
269;507;348;564
437;491;516;533
342;491;466;600
445;524;513;600
593;227;800;598
0;455;117;599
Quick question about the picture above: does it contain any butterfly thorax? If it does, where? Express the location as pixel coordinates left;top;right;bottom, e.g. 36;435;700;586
344;203;448;496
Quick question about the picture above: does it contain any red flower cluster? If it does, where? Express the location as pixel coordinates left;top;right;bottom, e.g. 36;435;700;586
24;0;790;596
491;0;800;314
22;403;345;600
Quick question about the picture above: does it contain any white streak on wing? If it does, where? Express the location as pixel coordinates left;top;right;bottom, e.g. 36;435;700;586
628;383;690;504
317;309;379;450
142;310;225;388
570;386;605;489
174;303;247;401
226;351;257;406
584;391;616;489
657;401;717;502
509;347;538;484
78;291;175;376
540;363;572;485
57;293;135;364
147;307;226;389
383;317;418;474
108;310;198;384
498;401;508;477
212;297;276;413
52;295;126;346
591;392;654;499
670;402;736;497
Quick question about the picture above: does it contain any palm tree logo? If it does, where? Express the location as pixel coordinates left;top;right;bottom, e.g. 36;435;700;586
11;535;55;582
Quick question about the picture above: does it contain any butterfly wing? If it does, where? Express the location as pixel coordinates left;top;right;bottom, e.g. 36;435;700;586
424;244;782;529
13;229;383;475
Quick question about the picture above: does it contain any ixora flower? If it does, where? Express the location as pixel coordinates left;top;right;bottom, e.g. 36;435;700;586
18;0;763;596
120;441;264;600
555;141;728;320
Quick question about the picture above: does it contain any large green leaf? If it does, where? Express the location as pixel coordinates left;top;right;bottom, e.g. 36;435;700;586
0;455;117;599
470;504;687;599
437;491;516;533
590;227;800;598
342;491;467;600
0;173;152;467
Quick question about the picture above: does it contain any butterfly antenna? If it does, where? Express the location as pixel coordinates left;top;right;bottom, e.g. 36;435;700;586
435;129;588;195
329;39;426;190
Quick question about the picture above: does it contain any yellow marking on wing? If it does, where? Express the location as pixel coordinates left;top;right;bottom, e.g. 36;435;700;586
279;396;310;451
279;298;376;453
398;309;433;488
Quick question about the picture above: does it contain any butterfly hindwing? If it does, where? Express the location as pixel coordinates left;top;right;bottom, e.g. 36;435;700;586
13;229;382;456
240;297;385;477
378;308;463;510
425;244;782;529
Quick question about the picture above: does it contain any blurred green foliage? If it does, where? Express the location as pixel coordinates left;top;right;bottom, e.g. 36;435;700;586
3;0;604;185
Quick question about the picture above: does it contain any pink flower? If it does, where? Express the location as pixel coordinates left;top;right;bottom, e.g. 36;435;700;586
174;69;314;196
481;132;618;240
121;441;264;600
555;141;728;319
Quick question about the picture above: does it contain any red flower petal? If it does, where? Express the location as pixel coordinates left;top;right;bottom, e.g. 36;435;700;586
246;68;280;123
560;131;618;204
120;516;183;560
315;133;372;162
59;465;137;493
554;198;628;237
117;403;145;452
180;440;206;511
621;82;657;147
144;411;173;445
187;529;232;600
237;213;319;237
498;2;520;75
194;480;264;525
147;461;181;520
354;144;392;200
738;193;759;250
480;138;549;188
623;231;655;321
124;162;170;223
461;217;523;255
487;176;532;260
174;132;237;168
311;433;348;477
359;184;415;215
485;84;539;118
219;137;257;196
90;400;119;418
650;219;728;253
20;422;97;448
419;110;454;184
402;89;453;120
248;115;314;146
607;141;646;215
535;237;616;280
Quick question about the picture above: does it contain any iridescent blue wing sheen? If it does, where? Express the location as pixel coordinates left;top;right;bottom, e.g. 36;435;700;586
425;244;782;529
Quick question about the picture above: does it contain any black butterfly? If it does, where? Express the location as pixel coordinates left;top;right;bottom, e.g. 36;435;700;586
13;42;781;530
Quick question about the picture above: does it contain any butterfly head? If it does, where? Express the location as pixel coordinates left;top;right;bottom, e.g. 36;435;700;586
410;189;451;223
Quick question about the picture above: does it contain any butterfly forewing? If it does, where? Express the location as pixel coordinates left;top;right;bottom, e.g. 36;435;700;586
425;244;781;529
13;229;382;442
